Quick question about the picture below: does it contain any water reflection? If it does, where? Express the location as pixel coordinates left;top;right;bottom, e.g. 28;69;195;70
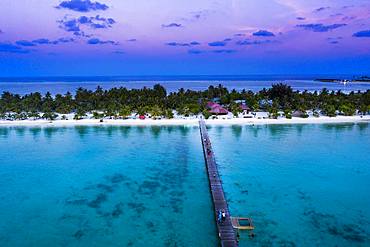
165;126;175;134
118;126;131;138
74;126;90;138
295;124;304;136
150;126;162;138
44;127;67;139
14;127;27;137
266;124;296;138
136;126;145;134
179;126;191;136
231;125;242;139
321;123;355;132
246;125;263;138
0;128;10;138
105;126;115;137
357;122;369;133
227;122;370;141
29;127;42;140
0;122;368;143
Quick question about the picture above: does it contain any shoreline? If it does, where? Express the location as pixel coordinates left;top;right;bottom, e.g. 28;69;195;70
0;115;369;127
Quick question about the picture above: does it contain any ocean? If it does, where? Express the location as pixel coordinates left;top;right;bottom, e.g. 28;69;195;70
0;126;217;246
208;123;370;246
0;123;369;246
0;75;369;95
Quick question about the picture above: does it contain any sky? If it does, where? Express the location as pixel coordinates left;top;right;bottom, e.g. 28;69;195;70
0;0;370;77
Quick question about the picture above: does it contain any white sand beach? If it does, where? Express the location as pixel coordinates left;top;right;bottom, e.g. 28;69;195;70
0;115;369;127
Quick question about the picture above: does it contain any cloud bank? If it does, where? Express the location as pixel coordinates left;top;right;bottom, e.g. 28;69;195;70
296;23;346;32
0;42;30;53
15;38;75;47
253;30;275;37
87;38;118;45
353;30;370;37
161;23;182;28
58;15;116;36
236;39;276;46
208;41;226;47
57;0;108;12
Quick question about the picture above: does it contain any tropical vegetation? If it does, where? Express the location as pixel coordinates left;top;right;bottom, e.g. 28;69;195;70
0;83;369;120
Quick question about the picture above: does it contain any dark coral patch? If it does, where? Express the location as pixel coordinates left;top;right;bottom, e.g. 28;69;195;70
88;193;107;208
73;230;84;240
138;180;161;195
127;202;146;215
65;198;88;205
109;173;127;184
97;183;115;193
112;202;124;218
305;209;369;243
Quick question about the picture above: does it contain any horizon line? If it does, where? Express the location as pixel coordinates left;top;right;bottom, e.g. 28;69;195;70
0;74;366;82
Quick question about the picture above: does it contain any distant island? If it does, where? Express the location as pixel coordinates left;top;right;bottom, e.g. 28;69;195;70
0;83;369;123
315;76;370;83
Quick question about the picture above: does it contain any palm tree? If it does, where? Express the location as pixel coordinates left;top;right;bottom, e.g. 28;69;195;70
42;112;57;121
149;105;162;119
118;106;131;119
284;109;292;119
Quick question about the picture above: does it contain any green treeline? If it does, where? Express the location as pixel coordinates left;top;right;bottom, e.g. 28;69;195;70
0;83;369;120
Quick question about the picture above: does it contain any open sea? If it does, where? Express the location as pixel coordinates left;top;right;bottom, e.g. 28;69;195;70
0;75;369;95
0;123;369;246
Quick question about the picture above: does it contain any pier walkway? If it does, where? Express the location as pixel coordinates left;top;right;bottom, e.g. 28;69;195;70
199;119;238;247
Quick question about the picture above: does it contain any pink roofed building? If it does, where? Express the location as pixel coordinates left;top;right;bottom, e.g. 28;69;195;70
206;101;221;109
209;105;229;115
206;101;229;115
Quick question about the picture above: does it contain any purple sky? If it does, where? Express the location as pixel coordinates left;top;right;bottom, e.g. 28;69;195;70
0;0;370;76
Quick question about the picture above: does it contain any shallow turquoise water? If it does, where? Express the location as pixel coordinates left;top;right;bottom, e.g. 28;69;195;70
1;124;370;246
208;123;370;246
0;126;217;246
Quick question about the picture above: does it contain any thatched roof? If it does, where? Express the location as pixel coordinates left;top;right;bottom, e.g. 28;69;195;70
292;110;304;117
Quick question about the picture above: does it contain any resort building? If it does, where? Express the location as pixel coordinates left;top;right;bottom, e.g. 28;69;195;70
209;105;229;115
238;104;254;118
255;112;269;119
206;101;229;115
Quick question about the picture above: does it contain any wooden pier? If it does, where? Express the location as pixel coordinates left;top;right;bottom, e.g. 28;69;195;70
199;119;238;247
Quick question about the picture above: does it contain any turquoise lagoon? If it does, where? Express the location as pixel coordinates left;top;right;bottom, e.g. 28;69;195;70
208;123;370;246
0;123;369;246
0;126;217;246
